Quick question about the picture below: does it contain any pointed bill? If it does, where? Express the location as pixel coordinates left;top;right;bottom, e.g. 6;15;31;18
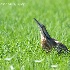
34;18;43;28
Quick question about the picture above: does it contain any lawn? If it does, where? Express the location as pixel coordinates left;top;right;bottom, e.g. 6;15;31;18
0;0;70;70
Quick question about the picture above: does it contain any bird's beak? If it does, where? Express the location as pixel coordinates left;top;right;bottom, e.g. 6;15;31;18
34;18;43;28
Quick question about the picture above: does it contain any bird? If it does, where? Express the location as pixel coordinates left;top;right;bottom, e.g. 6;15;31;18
34;18;69;54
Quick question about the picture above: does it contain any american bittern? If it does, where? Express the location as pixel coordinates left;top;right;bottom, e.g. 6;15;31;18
34;18;69;54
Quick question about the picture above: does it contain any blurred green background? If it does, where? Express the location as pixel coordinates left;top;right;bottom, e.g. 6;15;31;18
0;0;70;70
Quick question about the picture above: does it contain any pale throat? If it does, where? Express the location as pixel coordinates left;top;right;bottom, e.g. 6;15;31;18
40;31;46;42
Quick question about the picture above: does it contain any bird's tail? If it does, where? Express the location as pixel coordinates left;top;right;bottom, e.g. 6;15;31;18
55;42;70;54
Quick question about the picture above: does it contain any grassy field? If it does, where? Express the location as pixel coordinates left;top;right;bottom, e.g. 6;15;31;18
0;0;70;70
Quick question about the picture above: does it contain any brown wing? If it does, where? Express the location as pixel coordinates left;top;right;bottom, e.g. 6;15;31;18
52;39;69;53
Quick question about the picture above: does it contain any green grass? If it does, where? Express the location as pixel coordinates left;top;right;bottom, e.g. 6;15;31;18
0;0;70;70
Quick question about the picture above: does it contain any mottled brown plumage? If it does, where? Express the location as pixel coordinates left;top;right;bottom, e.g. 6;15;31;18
34;18;69;53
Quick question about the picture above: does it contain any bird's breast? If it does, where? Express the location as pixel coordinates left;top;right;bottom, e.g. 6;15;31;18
40;34;52;51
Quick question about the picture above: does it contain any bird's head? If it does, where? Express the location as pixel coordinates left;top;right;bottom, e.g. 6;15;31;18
34;18;46;33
